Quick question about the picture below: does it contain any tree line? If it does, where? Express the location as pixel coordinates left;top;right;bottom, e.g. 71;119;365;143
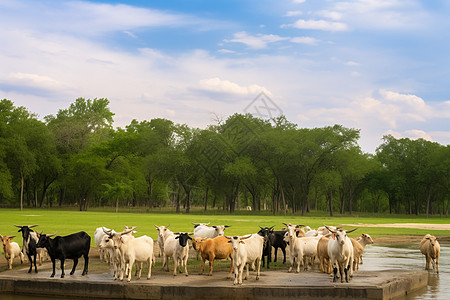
0;98;448;216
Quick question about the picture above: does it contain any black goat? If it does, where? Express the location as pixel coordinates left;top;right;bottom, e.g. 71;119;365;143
14;225;39;273
36;231;90;278
257;226;275;268
271;230;287;264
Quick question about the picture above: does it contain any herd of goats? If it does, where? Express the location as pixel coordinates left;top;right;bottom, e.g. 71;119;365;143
0;222;441;285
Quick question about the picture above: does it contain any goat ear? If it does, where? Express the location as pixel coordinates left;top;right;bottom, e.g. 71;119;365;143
175;236;179;239
332;233;336;240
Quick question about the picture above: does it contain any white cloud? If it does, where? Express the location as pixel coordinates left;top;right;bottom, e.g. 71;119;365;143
282;19;348;31
293;0;306;3
8;72;64;90
332;0;429;31
286;11;303;17
317;10;343;21
197;77;271;97
290;36;319;45
404;129;433;141
217;49;236;54
224;31;289;49
345;61;360;66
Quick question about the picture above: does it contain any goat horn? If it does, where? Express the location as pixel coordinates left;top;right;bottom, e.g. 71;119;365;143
346;227;358;234
241;234;252;240
324;225;336;234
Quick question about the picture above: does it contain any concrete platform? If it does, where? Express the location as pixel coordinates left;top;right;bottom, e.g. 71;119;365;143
0;268;428;300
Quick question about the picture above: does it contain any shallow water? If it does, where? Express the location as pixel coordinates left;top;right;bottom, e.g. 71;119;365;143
3;244;449;299
359;243;449;299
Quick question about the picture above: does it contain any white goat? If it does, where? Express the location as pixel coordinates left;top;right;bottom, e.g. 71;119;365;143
154;224;171;257
193;223;231;239
163;232;191;276
95;227;116;263
326;225;357;283
420;234;440;273
225;234;263;285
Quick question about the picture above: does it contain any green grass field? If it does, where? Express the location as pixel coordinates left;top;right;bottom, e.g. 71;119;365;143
1;208;449;247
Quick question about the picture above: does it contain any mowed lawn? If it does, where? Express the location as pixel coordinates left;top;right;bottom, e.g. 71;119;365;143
1;208;450;248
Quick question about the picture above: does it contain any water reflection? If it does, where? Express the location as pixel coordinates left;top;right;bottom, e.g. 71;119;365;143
360;244;449;300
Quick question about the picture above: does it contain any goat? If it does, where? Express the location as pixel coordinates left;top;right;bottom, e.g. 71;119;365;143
14;225;39;273
257;226;274;268
0;234;24;269
325;225;357;283
225;234;264;285
36;231;90;278
420;234;440;273
192;236;233;277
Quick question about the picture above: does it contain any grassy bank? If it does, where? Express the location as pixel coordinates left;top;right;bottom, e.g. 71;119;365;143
1;208;449;247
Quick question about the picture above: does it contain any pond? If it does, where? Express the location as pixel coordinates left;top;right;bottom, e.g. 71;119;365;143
359;243;448;299
3;243;448;299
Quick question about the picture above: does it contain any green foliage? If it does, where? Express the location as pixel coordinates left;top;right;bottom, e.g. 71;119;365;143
0;99;448;217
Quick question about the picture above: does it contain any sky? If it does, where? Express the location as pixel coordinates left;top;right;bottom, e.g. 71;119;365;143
1;0;449;153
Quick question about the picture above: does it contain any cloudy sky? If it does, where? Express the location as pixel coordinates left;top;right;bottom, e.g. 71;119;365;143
1;0;449;153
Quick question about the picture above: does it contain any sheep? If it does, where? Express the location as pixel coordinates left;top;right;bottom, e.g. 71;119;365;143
420;234;440;273
0;234;24;269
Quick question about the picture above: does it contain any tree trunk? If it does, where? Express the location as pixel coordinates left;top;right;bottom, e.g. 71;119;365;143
115;197;119;213
328;191;333;217
280;184;287;216
59;187;66;207
20;171;24;211
349;188;353;215
185;191;191;214
204;186;209;211
339;188;345;215
176;185;181;213
146;175;153;208
425;186;431;218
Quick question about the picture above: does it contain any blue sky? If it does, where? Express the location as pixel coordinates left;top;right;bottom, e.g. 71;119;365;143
1;0;449;152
